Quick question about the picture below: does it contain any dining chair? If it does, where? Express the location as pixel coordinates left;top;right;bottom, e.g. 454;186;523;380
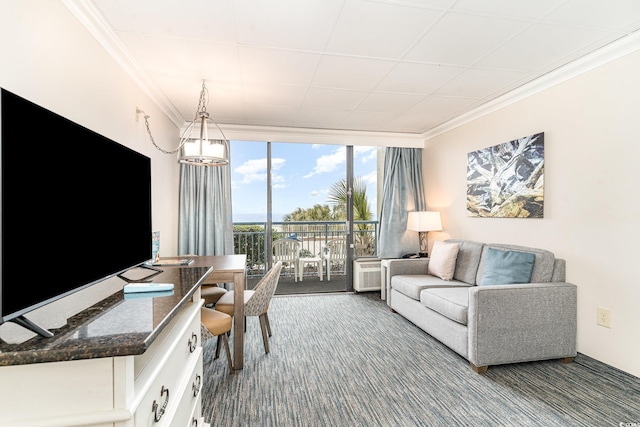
201;285;228;307
272;238;301;281
322;238;348;281
214;261;283;354
200;307;233;372
183;253;229;306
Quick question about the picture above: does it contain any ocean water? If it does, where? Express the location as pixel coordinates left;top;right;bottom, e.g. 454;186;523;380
233;213;287;223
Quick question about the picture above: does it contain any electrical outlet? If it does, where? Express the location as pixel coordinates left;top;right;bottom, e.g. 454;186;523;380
597;307;611;328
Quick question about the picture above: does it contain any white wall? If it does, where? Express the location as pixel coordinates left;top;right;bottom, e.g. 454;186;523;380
423;49;640;378
0;1;180;339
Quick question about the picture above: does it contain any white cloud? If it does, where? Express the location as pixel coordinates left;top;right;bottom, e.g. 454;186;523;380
355;146;378;163
304;146;346;178
235;157;285;184
362;170;378;185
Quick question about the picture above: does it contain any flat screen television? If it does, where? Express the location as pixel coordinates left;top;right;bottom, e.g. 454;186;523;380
0;87;153;337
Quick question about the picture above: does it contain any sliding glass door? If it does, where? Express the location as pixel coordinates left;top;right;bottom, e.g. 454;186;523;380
272;142;349;293
230;140;379;295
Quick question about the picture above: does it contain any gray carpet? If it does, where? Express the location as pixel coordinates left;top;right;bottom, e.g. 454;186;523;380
201;292;640;427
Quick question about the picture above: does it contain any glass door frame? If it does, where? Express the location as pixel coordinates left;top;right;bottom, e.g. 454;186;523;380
261;141;355;292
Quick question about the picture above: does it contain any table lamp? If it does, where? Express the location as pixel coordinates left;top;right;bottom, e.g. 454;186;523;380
407;211;443;257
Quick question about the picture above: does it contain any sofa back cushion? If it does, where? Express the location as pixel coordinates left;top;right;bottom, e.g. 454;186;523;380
479;247;535;285
427;240;460;280
446;239;484;285
476;243;556;284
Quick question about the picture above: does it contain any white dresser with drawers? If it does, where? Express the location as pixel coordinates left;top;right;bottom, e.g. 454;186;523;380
0;266;212;427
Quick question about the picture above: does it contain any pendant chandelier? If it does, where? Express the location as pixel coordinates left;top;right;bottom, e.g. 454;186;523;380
138;80;229;166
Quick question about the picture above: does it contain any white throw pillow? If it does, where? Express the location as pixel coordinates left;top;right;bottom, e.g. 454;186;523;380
427;240;460;281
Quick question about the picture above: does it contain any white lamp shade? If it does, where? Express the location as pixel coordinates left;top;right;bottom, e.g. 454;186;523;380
407;211;442;232
182;139;201;157
203;140;225;159
179;138;229;166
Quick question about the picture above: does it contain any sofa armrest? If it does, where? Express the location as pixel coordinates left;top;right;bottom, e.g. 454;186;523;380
384;258;429;305
386;258;429;277
467;282;577;368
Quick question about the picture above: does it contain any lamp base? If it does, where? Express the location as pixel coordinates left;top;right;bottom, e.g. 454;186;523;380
418;231;429;257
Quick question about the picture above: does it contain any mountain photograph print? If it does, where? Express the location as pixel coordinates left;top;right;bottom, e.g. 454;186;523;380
467;132;544;218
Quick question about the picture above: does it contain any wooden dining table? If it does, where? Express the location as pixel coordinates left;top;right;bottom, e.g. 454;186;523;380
162;254;247;370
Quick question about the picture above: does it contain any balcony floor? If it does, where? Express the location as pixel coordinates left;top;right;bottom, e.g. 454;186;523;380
247;272;349;295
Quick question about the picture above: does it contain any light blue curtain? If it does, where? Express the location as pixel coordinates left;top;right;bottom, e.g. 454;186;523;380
178;155;234;256
378;147;426;258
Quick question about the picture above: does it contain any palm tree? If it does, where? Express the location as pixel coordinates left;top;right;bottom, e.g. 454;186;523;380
327;177;372;221
327;177;375;255
282;204;341;221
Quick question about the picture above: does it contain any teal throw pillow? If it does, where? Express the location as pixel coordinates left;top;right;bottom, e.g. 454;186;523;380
479;248;535;286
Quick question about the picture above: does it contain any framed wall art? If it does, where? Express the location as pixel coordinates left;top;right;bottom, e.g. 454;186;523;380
467;132;544;218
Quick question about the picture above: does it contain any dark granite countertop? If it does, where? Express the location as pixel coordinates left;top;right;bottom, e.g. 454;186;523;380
0;266;212;366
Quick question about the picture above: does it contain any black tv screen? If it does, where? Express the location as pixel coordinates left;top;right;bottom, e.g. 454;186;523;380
0;88;152;336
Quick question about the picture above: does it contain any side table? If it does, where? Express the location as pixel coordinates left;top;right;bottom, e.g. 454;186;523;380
380;259;391;301
298;256;323;281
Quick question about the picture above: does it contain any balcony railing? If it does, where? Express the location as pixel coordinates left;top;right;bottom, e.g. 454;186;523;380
233;220;379;278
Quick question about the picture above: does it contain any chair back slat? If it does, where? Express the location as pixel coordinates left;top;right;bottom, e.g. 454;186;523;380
273;239;301;263
323;238;348;280
326;238;347;260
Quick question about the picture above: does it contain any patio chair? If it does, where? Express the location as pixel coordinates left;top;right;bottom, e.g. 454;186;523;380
322;238;348;281
273;237;301;281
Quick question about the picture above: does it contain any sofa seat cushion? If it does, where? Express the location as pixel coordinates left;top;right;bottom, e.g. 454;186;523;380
421;287;470;325
391;275;469;301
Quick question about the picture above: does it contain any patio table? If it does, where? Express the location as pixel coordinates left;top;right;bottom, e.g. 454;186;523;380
298;256;323;281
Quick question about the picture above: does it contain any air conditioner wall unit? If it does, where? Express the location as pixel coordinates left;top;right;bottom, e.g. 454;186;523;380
353;258;381;292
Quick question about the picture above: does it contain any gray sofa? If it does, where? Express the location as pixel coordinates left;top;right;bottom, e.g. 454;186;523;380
385;239;577;373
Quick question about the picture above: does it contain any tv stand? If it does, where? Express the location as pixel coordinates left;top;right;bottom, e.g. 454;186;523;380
0;266;213;427
10;315;53;338
118;262;163;282
8;262;166;339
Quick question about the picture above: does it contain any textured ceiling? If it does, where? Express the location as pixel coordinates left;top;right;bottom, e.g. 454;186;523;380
70;0;640;136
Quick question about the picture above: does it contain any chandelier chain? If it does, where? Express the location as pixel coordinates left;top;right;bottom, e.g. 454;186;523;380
196;80;208;115
139;80;227;155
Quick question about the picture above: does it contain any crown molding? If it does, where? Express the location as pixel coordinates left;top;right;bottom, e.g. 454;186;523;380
423;30;640;141
188;123;424;147
62;0;186;128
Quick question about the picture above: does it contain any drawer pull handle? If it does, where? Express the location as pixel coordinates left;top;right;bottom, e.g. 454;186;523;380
152;386;169;422
188;332;198;353
192;374;202;397
192;417;199;427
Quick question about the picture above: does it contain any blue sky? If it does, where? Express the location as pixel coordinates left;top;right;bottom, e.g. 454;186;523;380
230;141;379;222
